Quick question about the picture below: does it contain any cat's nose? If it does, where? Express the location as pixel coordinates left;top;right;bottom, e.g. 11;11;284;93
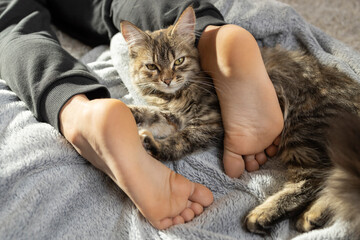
163;79;172;86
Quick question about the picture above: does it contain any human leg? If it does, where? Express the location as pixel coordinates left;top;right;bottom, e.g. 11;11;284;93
0;0;214;230
0;0;110;129
198;25;283;178
60;94;214;229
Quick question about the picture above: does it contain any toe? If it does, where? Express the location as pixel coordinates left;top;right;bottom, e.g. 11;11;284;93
154;217;173;230
265;144;278;157
188;183;214;207
189;202;203;215
265;136;281;157
273;136;281;146
173;215;185;225
181;208;195;222
244;155;259;172
223;148;245;178
255;152;268;165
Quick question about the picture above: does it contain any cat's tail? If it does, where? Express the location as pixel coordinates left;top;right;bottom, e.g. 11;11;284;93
326;112;360;237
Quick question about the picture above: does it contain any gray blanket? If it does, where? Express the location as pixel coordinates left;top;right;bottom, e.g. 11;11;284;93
1;0;359;239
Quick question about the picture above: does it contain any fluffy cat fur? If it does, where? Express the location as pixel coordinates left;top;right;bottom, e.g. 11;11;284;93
322;113;360;237
121;6;360;237
244;46;360;237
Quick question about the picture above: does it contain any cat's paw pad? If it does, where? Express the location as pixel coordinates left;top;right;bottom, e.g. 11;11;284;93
295;208;327;232
244;209;273;235
139;129;159;156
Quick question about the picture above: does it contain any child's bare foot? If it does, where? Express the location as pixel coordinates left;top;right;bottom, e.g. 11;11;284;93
60;95;213;229
198;25;284;178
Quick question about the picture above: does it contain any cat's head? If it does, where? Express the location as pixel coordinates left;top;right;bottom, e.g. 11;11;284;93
120;7;200;94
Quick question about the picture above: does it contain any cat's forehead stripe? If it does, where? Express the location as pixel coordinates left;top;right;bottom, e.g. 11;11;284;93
147;29;194;66
151;38;175;65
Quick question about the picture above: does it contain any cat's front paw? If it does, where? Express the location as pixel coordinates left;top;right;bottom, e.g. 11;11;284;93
139;129;160;157
244;208;275;235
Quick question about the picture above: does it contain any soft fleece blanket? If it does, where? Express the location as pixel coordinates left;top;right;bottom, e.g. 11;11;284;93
1;0;359;239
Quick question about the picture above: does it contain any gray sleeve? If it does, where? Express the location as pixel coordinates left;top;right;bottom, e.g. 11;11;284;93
0;0;110;130
109;0;226;45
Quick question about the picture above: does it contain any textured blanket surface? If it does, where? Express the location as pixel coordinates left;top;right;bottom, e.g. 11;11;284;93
1;0;359;239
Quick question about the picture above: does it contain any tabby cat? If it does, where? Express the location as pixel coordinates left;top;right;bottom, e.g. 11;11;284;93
120;7;223;162
120;6;360;237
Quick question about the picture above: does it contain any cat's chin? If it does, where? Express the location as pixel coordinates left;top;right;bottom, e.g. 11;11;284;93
159;83;185;94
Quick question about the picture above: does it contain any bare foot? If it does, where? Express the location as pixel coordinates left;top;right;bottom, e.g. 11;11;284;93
60;95;213;229
222;137;280;178
198;25;284;178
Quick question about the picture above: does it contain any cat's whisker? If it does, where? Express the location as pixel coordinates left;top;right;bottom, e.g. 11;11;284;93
187;81;218;96
138;82;152;88
188;79;225;95
192;72;226;84
194;75;233;93
195;73;213;79
187;79;214;89
188;81;214;88
187;81;215;91
191;76;215;82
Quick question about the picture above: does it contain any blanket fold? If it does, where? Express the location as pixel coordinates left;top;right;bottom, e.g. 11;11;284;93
1;0;359;239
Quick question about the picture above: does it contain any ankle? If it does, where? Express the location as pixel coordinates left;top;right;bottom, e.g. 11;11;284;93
59;94;89;146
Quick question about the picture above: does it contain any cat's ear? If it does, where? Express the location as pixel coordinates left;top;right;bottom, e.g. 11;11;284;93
120;20;148;47
171;6;196;39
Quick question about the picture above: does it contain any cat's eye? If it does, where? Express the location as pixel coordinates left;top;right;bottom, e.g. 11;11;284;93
146;64;158;71
174;57;185;66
